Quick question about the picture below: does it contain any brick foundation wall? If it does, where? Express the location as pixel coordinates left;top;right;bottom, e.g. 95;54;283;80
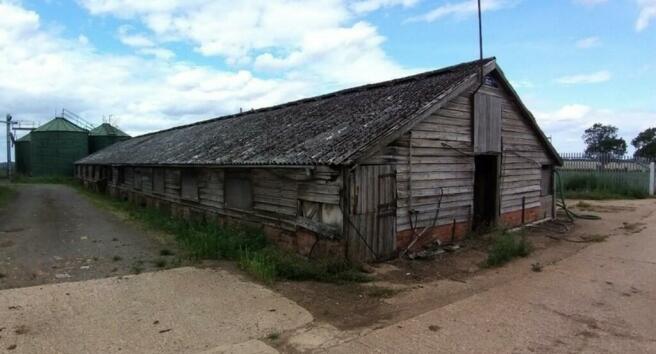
499;206;543;228
397;221;471;252
396;206;549;253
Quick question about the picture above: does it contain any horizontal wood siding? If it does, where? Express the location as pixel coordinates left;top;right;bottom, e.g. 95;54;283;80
252;169;298;217
78;165;343;235
477;84;555;215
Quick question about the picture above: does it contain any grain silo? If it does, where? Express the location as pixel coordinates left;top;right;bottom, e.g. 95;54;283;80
15;133;31;175
89;123;130;153
30;117;88;176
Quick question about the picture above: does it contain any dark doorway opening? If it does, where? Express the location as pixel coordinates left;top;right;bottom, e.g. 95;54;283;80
473;155;499;232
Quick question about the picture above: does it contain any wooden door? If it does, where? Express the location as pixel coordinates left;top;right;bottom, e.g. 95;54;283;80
347;165;397;261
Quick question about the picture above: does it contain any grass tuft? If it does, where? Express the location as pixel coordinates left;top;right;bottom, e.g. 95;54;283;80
486;231;532;267
153;258;167;268
0;185;16;208
12;176;76;185
266;332;280;341
75;185;368;284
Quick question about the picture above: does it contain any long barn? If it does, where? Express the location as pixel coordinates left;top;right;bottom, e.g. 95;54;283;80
76;58;561;261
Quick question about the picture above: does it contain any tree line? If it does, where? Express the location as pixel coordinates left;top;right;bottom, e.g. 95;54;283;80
583;124;656;159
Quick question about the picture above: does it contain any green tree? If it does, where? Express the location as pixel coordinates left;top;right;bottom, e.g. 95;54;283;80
583;123;627;158
632;127;656;159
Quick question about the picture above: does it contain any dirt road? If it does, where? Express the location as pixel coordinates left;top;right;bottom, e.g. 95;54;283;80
322;199;656;353
0;184;176;289
0;184;313;353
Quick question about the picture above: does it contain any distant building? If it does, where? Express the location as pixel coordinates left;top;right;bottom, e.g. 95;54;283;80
15;117;130;177
89;123;130;154
15;133;31;175
76;58;561;261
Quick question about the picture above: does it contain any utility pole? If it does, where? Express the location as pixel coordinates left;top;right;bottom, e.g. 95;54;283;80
4;114;11;178
477;0;484;82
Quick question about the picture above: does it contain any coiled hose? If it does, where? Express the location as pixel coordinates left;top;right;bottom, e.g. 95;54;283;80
555;169;601;221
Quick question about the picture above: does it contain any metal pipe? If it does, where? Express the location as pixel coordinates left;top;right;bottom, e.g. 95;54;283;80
5;114;11;178
477;0;484;82
521;196;526;225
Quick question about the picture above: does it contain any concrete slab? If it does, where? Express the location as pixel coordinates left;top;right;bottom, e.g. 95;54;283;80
0;267;312;353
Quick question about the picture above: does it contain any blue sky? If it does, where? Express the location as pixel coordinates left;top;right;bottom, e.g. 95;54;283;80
1;0;655;162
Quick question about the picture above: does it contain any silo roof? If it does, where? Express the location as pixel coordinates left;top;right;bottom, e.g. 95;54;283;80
16;133;31;142
34;117;87;133
89;123;130;137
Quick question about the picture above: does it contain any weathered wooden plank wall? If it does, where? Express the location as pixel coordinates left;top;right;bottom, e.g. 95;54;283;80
477;83;555;216
365;92;476;233
77;165;343;236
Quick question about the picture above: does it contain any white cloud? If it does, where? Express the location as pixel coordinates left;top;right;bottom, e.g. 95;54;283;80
555;70;611;85
0;1;313;137
576;36;601;48
77;0;413;86
536;104;656;153
407;0;516;23
117;25;154;48
1;0;417;146
117;25;175;59
636;0;656;31
138;47;175;60
573;0;608;7
535;104;592;123
351;0;419;13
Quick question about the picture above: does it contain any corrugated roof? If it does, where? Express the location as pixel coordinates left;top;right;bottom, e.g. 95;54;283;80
34;117;87;133
79;59;495;166
90;123;130;137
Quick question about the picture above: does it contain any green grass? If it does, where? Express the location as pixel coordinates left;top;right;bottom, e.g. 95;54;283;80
0;185;16;208
486;231;532;267
559;171;649;199
11;175;77;185
76;185;369;284
153;258;167;268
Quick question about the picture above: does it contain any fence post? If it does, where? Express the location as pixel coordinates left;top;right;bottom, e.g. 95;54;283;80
650;162;655;197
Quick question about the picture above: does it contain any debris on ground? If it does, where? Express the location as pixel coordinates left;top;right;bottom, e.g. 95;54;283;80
531;263;543;272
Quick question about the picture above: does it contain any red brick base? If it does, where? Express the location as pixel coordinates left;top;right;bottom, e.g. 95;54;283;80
499;206;543;228
397;221;471;251
396;206;548;253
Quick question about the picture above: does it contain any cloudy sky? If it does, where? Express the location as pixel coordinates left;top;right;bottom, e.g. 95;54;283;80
1;0;655;161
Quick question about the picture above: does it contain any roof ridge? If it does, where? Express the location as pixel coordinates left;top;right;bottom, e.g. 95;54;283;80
134;57;495;139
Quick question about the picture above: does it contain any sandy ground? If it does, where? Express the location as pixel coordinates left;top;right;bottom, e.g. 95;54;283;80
314;199;656;353
0;184;179;289
0;267;312;353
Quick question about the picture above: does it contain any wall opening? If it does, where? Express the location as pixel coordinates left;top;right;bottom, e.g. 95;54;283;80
224;171;253;210
473;155;499;232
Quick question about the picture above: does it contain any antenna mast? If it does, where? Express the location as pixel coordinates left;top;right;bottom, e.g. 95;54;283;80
477;0;484;83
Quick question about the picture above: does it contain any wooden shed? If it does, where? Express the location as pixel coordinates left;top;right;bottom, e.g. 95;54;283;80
76;58;561;261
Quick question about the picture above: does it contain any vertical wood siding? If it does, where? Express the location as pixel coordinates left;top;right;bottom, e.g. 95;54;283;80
477;84;555;215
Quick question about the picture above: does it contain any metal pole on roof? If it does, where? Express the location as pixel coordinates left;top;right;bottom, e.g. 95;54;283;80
477;0;484;83
5;114;11;178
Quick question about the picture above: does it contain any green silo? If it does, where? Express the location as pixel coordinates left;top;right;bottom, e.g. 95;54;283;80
15;133;31;175
30;117;89;177
89;123;130;153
